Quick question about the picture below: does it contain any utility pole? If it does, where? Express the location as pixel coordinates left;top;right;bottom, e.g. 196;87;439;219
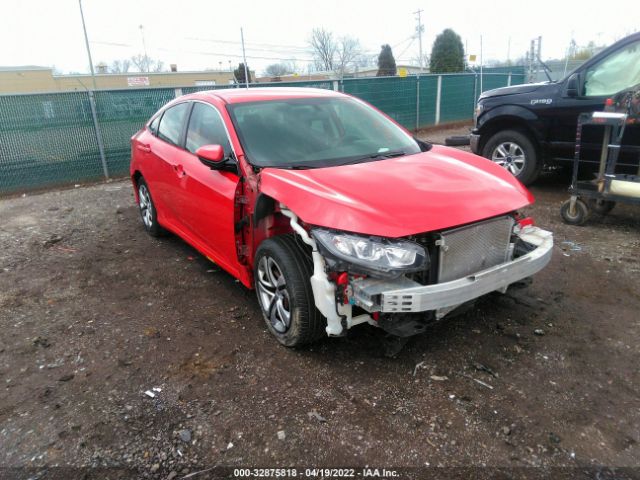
536;36;542;80
563;38;576;77
78;0;108;179
240;27;249;89
479;35;483;94
139;25;149;72
78;0;97;90
414;9;424;73
507;36;511;65
528;39;536;82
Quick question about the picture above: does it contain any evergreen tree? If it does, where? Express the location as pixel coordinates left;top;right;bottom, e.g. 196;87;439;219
377;44;397;76
429;29;465;73
234;63;252;84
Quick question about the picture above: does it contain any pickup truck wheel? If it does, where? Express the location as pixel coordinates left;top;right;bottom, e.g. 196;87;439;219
482;130;541;185
254;235;325;347
137;178;162;237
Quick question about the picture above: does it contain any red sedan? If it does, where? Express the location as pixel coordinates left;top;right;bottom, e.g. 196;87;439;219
130;88;553;347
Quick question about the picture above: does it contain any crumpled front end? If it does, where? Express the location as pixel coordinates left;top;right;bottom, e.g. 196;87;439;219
282;205;553;338
351;223;552;316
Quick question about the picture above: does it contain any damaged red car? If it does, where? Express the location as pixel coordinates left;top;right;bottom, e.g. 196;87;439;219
130;88;553;347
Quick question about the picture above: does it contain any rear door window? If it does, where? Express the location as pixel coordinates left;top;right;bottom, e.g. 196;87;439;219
157;103;190;147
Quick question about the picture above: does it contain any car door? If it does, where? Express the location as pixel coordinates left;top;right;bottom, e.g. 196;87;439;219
551;38;640;163
545;87;607;162
149;102;192;224
177;101;240;273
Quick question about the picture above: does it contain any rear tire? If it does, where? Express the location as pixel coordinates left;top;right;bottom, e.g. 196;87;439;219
136;178;162;237
254;235;325;347
482;130;541;185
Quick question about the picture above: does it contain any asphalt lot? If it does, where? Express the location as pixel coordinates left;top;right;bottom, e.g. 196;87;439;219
1;128;639;478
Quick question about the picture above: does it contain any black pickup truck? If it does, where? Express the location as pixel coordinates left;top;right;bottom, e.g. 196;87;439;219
471;32;640;185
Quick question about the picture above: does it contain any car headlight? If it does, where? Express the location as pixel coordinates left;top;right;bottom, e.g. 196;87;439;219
312;229;427;277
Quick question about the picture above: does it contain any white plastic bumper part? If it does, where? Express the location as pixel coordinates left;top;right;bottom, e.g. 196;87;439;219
353;226;553;313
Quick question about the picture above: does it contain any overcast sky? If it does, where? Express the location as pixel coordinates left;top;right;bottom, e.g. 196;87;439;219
1;0;637;74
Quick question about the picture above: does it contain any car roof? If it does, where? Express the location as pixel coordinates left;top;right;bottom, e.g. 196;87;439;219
187;87;344;104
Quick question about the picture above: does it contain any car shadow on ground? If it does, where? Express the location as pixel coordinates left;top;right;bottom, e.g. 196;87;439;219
151;212;549;370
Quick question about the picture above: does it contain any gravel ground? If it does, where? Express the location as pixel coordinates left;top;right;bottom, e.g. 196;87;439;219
1;129;640;479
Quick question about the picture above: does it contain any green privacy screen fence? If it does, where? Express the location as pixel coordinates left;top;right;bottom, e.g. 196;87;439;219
0;70;524;194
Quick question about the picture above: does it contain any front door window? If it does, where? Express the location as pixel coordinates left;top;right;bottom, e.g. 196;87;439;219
584;40;640;97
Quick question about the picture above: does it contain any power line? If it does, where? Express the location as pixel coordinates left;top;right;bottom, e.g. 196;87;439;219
397;37;416;59
90;40;318;63
91;40;380;66
391;35;415;51
186;36;311;53
93;34;379;60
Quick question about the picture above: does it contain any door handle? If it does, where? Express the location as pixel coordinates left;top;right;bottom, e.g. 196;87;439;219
137;144;151;153
173;164;186;177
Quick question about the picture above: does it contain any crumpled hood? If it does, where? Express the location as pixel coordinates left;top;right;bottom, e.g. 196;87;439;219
258;145;534;237
479;82;550;100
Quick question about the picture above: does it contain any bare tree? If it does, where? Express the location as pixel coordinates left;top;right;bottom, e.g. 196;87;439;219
110;59;131;73
264;62;295;78
130;54;165;73
309;28;362;78
354;54;376;69
335;36;362;79
309;28;336;71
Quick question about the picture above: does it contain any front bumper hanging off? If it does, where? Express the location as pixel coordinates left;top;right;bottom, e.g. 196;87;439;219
351;226;553;314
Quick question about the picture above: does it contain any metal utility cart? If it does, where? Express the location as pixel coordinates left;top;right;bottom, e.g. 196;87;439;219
560;110;640;225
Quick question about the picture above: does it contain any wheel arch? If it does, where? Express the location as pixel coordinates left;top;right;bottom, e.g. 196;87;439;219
477;104;545;155
131;170;143;201
478;115;542;156
250;193;295;259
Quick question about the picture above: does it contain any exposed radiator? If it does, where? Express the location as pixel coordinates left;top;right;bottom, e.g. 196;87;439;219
437;216;514;283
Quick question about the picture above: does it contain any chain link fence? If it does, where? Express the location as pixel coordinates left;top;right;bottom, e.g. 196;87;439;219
0;70;524;195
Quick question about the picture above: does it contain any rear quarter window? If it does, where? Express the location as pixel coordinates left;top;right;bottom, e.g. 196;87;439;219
148;115;160;135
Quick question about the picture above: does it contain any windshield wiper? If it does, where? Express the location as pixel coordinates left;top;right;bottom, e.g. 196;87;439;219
283;164;314;170
275;150;407;170
339;150;407;166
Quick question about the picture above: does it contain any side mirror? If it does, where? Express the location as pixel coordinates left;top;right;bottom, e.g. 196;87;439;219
566;73;580;97
196;144;225;168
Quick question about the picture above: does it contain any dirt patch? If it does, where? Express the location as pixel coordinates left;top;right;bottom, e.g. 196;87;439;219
1;148;639;477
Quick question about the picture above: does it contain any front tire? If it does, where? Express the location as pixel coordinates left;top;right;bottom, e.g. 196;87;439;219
482;130;541;185
254;235;325;347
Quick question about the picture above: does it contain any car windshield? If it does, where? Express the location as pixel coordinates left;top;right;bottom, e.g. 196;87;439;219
227;96;422;168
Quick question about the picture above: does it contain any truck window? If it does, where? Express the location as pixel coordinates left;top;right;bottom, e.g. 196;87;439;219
584;40;640;97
